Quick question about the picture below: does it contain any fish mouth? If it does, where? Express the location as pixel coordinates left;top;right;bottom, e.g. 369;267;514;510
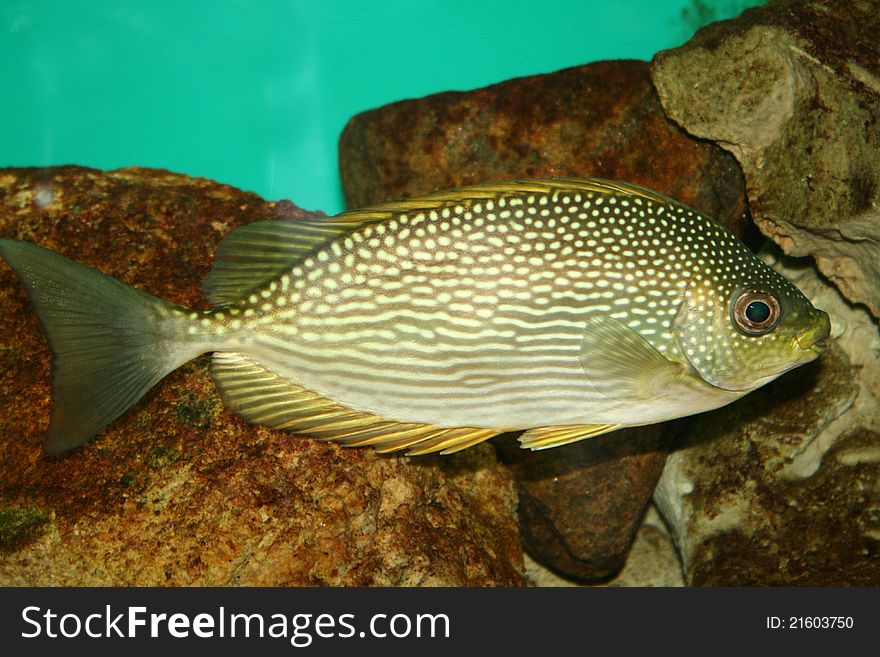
795;310;831;354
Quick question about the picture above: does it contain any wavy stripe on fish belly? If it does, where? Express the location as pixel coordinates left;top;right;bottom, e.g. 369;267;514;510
232;184;703;430
0;178;828;455
256;300;624;421
251;337;605;428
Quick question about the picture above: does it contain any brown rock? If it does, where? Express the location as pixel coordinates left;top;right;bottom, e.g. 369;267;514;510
340;60;748;234
0;166;524;586
524;506;684;587
652;0;880;317
654;254;879;585
495;426;671;581
339;59;748;580
650;0;880;586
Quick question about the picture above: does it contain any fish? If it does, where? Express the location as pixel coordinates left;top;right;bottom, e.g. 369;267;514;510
0;178;831;456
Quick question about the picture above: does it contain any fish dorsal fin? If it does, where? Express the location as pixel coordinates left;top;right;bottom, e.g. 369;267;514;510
330;185;548;225
204;218;377;305
204;178;677;306
336;178;677;225
519;424;622;450
579;315;689;401
203;186;546;305
540;178;678;207
210;352;498;455
416;178;676;208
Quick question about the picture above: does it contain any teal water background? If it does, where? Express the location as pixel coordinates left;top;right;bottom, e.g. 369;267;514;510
1;0;758;214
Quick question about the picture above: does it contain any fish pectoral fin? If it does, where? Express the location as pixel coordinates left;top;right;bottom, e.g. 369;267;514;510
519;424;622;450
210;352;498;455
578;315;688;401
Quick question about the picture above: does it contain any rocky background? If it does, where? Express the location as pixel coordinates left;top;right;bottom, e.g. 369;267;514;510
0;167;523;586
1;0;877;586
340;0;879;585
650;0;880;585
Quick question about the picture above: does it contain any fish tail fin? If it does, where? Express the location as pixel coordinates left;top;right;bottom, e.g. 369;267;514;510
0;239;201;454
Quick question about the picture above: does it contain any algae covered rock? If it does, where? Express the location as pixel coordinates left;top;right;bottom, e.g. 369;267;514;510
652;0;880;318
654;257;879;584
0;166;524;586
651;0;880;585
340;59;748;232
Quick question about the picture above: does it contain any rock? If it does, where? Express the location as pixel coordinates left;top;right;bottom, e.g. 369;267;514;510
340;59;748;233
651;0;880;586
495;426;671;581
524;506;684;587
651;0;880;317
339;58;748;580
0;166;524;586
654;252;879;584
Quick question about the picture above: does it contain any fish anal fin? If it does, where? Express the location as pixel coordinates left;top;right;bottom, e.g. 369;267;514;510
519;424;622;450
401;428;498;456
210;352;498;455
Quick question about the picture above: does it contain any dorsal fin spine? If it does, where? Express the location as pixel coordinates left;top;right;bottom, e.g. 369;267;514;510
203;178;680;306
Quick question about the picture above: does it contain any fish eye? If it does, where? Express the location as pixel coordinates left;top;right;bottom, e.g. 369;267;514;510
732;291;781;336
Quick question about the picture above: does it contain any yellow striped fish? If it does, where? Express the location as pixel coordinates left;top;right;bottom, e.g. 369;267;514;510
0;179;830;456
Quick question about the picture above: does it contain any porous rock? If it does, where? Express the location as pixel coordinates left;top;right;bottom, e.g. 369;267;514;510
654;256;879;584
0;166;524;586
339;59;748;580
652;0;880;317
651;0;880;586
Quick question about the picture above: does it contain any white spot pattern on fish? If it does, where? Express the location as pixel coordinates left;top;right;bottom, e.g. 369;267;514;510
0;179;830;455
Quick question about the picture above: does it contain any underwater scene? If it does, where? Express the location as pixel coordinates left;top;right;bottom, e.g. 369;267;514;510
0;0;877;589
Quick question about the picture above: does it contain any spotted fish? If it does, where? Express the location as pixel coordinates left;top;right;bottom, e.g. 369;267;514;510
0;179;830;455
